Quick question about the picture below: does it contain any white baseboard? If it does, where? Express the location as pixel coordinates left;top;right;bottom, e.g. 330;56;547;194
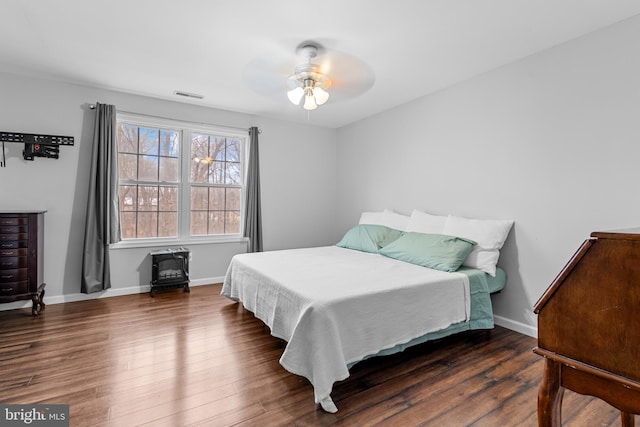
0;277;225;312
494;314;538;338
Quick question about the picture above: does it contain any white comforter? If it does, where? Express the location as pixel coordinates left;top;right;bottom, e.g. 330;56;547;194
221;246;470;412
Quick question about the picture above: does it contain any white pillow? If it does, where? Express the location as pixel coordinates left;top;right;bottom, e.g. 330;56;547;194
359;209;409;231
359;211;387;226
442;214;514;276
405;209;448;234
383;209;410;231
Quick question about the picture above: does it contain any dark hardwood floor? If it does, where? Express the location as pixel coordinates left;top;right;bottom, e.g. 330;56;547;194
0;284;635;426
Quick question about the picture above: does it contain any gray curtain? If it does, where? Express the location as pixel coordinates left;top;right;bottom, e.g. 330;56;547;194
244;127;263;252
81;103;120;293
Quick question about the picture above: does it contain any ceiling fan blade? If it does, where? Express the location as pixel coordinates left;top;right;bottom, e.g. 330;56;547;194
314;50;375;101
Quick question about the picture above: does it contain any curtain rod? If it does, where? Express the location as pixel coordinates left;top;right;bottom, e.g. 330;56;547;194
88;104;261;134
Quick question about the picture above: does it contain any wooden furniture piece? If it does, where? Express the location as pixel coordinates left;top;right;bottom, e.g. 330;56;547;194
0;210;46;315
534;228;640;427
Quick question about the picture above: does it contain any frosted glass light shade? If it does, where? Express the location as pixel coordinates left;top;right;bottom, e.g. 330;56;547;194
314;87;329;105
287;87;304;104
303;92;317;110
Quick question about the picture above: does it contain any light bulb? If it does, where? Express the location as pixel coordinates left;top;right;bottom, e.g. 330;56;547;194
314;87;329;105
287;87;304;105
303;91;317;110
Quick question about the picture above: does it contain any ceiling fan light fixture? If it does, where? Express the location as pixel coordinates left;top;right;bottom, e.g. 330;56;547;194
289;77;327;110
303;89;318;110
287;87;304;104
313;87;329;105
285;44;333;111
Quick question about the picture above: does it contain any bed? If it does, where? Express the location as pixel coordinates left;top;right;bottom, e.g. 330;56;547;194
221;210;513;412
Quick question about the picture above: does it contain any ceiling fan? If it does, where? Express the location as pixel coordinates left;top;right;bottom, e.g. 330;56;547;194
286;43;331;110
243;41;375;111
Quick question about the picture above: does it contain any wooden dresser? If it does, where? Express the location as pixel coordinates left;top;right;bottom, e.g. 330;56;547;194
0;211;46;315
534;228;640;426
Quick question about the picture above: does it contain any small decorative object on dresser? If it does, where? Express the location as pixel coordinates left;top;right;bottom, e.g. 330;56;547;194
0;211;46;315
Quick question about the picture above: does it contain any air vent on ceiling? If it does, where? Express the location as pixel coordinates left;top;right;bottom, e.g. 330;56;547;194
174;90;204;99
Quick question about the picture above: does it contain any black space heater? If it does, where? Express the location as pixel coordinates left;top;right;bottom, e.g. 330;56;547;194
149;247;190;297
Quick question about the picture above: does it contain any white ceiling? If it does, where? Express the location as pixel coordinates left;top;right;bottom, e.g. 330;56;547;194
2;1;640;128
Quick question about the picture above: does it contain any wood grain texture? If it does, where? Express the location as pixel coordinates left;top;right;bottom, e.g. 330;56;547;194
0;283;635;426
536;230;640;426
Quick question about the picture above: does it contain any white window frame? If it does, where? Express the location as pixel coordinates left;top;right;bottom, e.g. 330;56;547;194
111;112;249;249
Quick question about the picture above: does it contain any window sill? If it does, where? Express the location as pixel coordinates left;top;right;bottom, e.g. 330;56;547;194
109;236;249;250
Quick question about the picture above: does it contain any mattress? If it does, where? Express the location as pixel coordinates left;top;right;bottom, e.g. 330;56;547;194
221;245;504;412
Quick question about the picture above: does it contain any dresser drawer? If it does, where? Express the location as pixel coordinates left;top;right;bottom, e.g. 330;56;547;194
0;281;28;295
0;257;27;269
0;217;28;226
0;225;28;234
0;248;27;257
0;269;28;283
0;233;28;242
0;241;28;249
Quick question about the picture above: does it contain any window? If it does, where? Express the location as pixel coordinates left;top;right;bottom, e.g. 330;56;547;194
190;134;242;235
115;114;247;242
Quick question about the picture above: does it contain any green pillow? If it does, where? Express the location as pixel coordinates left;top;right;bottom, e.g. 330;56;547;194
336;224;403;254
379;228;404;248
379;232;476;272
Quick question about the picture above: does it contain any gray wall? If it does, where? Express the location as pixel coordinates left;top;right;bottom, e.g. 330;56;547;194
0;72;337;307
336;15;640;336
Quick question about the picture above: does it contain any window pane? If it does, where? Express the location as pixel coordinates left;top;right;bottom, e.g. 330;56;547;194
226;188;241;210
226;138;240;162
209;212;224;234
158;212;177;237
138;155;159;181
138;186;158;211
117;124;138;153
191;159;210;183
159;157;179;182
120;212;137;239
139;127;159;155
226;162;241;185
191;134;209;160
209;187;225;210
119;185;137;211
158;186;177;211
191;186;208;210
137;212;158;238
192;134;208;148
160;130;179;157
211;161;225;184
191;134;210;183
211;136;226;161
226;211;241;234
118;153;138;180
190;211;207;235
